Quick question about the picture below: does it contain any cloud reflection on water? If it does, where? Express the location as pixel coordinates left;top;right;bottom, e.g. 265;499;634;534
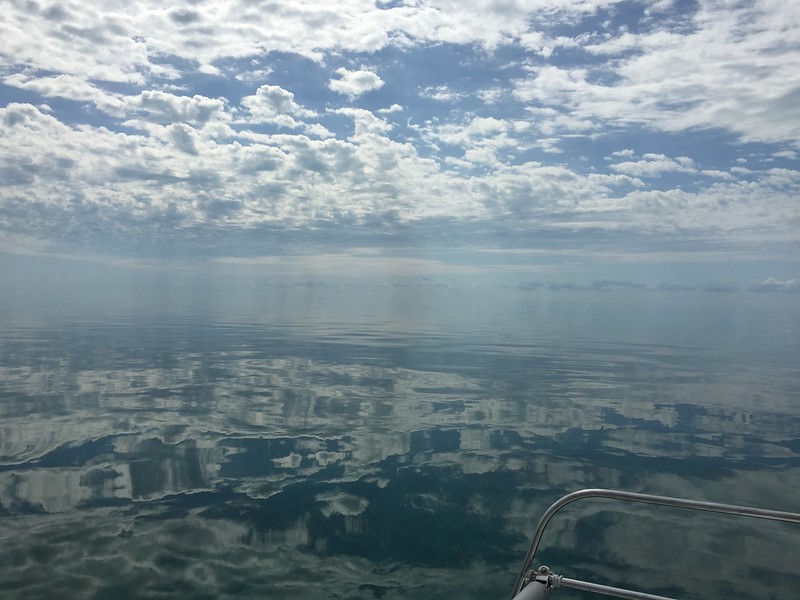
1;294;799;599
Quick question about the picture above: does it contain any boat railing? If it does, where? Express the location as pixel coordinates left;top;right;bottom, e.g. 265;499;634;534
510;488;800;600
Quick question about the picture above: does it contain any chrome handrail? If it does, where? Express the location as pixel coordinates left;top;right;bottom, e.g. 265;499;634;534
511;488;800;598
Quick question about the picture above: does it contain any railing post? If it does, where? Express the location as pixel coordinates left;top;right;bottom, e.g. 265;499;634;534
511;488;800;598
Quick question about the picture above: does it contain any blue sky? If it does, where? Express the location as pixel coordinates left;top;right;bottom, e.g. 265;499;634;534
1;0;799;290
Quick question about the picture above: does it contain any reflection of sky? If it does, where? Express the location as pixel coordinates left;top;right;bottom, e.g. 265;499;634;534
1;288;799;599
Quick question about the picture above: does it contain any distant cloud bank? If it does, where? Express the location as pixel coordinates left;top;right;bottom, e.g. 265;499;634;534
748;278;800;293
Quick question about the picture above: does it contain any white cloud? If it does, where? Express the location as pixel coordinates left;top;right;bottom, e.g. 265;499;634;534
513;2;800;146
609;149;635;159
240;85;316;128
167;123;200;155
126;91;227;127
2;97;799;260
477;87;505;104
5;1;796;147
464;147;498;166
234;67;274;83
748;278;800;293
700;169;734;180
421;116;527;151
304;123;335;139
419;85;466;102
334;108;392;137
329;68;384;98
1;0;799;266
610;153;695;177
0;0;582;85
3;73;127;116
0;2;149;83
377;104;403;114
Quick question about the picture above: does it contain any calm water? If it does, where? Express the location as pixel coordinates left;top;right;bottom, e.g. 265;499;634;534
1;279;799;599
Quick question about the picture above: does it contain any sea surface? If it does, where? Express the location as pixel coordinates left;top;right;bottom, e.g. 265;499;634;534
1;276;799;600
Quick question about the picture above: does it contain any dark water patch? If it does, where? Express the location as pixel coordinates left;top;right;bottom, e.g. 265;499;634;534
193;467;524;568
128;439;208;498
35;437;118;469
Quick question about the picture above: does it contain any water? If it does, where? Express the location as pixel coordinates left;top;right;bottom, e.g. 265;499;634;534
1;279;799;599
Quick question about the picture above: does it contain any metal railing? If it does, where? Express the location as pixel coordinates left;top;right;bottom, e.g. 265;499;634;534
511;488;800;600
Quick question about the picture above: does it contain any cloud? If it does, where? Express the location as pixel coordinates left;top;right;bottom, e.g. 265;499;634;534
126;91;227;127
610;149;635;159
329;68;384;98
2;89;798;264
464;147;498;167
419;85;466;102
240;85;317;128
747;278;800;293
0;2;149;83
513;2;800;146
334;108;392;136
477;87;505;104
3;73;128;116
419;116;532;165
2;0;797;152
235;145;287;175
1;0;799;270
772;150;798;160
610;153;695;177
167;123;200;155
377;104;403;114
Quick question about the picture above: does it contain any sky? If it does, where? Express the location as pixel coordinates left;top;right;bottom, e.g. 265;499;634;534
1;0;799;290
